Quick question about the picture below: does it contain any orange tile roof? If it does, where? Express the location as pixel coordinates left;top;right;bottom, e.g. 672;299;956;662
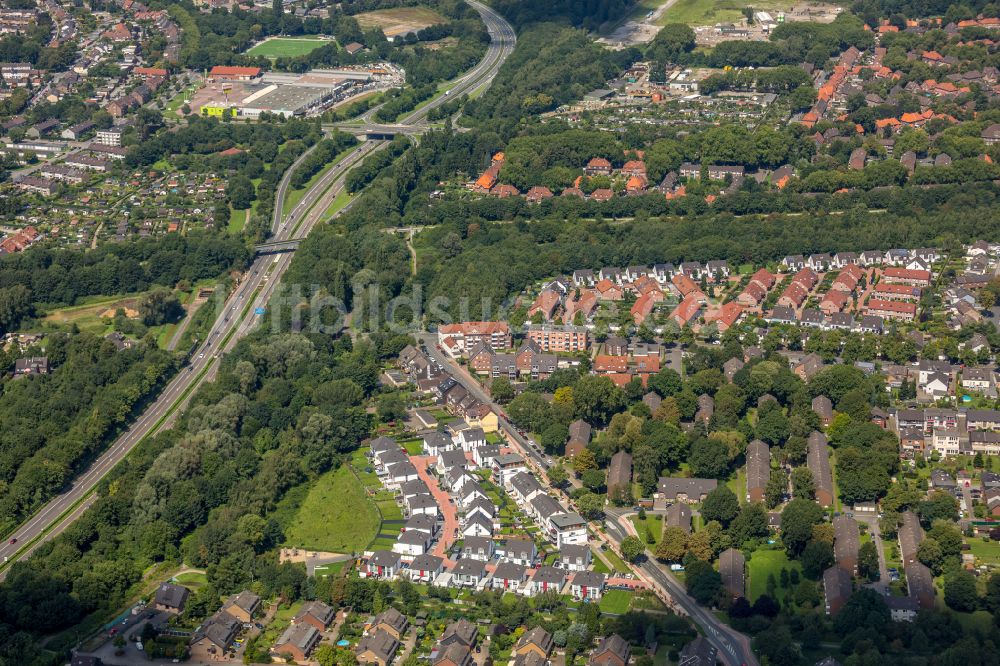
670;294;703;327
594;355;629;373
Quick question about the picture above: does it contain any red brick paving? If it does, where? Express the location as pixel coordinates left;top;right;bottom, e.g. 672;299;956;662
411;455;459;558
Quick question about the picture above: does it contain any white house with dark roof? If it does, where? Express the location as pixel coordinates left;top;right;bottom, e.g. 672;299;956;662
404;493;439;518
549;512;588;547
458;481;489;509
527;566;567;596
559;543;592;571
570;570;606;601
492;453;527;489
364;550;402;580
423;431;455;456
393;529;429;556
510;472;544;506
437;449;468;475
491;561;527;593
461;535;494;561
457;427;487;451
451;558;487;588
407;553;444;583
461;513;493;538
501;536;538;566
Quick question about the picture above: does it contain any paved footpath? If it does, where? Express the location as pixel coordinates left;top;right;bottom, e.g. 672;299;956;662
411;456;459;558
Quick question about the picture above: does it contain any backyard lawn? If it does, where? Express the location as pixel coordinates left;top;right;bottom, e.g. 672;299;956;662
747;549;801;601
283;465;380;553
599;589;633;614
228;207;246;234
967;537;1000;564
400;438;424;455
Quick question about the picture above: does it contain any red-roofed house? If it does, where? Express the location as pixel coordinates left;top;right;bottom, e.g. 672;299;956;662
631;293;658;324
593;355;629;374
866;298;916;321
778;281;809;308
596;279;624;301
820;289;850;315
526;186;553;203
670;294;703;328
737;281;767;307
882;267;931;286
585;158;612;176
706;302;745;332
528;290;561;321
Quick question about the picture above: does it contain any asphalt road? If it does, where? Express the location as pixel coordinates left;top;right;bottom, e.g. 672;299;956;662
604;508;759;666
418;333;551;472
0;0;516;578
418;330;759;666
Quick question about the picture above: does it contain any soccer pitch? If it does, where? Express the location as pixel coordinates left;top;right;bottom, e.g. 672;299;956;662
245;37;331;58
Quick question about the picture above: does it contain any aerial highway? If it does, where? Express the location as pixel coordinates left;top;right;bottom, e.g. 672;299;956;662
0;0;515;577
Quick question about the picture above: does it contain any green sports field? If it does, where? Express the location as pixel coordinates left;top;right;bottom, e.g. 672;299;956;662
246;37;332;58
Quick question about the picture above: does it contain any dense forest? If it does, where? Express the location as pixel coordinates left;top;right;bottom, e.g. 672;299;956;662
463;24;632;133
489;0;632;30
0;330;405;664
0;233;249;334
0;333;175;535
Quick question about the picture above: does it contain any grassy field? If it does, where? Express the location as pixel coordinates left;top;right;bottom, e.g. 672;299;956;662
228;207;247;234
968;537;1000;564
400;438;424;455
246;37;331;58
726;468;747;505
601;547;632;574
283;465;380;553
747;549;801;601
355;6;446;34
661;0;796;25
599;589;633;614
173;571;208;591
631;515;663;547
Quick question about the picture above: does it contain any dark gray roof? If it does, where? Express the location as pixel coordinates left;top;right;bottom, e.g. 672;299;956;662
453;558;486;577
276;622;320;654
373;607;409;635
154;582;189;609
409;553;443;572
658;477;717;499
369;550;402;568
357;629;399;662
532;566;566;586
196;611;240;649
493;560;526;580
294;600;335;627
572;570;606;588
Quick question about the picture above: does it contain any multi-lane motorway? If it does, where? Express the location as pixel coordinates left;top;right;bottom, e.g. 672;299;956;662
0;0;515;577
